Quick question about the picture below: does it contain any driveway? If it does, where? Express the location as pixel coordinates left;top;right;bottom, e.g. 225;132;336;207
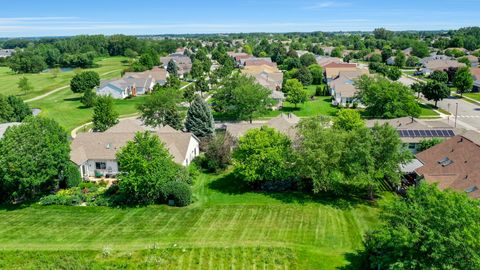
434;96;480;131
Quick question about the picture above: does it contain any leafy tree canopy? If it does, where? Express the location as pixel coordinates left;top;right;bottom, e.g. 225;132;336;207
365;183;480;269
0;117;70;202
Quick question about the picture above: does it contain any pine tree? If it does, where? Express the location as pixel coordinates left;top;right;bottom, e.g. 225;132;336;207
167;59;178;77
92;96;119;132
81;89;97;108
185;95;214;137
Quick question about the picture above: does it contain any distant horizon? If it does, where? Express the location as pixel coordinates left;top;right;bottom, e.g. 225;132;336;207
1;0;479;38
0;28;473;40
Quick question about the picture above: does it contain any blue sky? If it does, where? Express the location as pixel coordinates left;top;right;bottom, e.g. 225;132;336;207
0;0;478;37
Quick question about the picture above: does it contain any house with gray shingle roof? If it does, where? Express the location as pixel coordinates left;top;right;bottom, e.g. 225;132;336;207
70;118;200;179
96;67;165;99
225;113;300;142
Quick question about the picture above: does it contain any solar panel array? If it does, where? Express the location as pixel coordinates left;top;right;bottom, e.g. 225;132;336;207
398;129;455;138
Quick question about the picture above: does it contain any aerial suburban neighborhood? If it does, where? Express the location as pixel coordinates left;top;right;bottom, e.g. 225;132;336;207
1;1;480;269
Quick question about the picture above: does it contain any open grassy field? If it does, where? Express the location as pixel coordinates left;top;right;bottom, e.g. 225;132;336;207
0;57;128;99
0;172;379;269
19;56;144;132
29;86;147;132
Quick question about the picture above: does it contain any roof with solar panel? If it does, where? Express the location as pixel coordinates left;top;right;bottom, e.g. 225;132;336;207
365;117;461;143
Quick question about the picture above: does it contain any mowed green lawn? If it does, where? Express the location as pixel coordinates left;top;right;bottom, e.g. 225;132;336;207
29;82;147;132
0;57;128;99
0;172;379;269
464;92;480;102
22;56;144;132
271;85;339;117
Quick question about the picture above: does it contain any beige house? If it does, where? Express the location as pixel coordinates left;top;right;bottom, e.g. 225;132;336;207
324;62;358;80
225;113;300;141
329;69;369;106
70;119;200;179
241;64;285;107
160;54;192;77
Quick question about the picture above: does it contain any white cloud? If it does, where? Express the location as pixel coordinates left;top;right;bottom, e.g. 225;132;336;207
302;1;351;10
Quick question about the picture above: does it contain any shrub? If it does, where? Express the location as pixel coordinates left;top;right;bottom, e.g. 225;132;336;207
39;194;82;206
62;162;82;188
175;166;194;185
161;181;192;207
202;134;232;172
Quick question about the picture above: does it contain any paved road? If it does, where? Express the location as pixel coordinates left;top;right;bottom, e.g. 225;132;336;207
435;96;480;131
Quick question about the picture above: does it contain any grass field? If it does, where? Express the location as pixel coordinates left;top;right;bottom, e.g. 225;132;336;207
29;88;147;132
0;172;379;269
463;93;480;102
0;57;128;99
419;103;440;117
20;57;143;132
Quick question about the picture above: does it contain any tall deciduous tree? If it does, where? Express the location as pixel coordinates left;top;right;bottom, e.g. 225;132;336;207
92;95;118;132
116;132;187;205
421;81;450;107
6;95;31;122
365;183;480;269
70;71;100;93
233;127;293;183
429;70;449;84
355;75;420;119
0;117;70;202
213;74;271;123
333;109;365;131
185;95;214;138
138;87;183;130
308;64;324;85
284;79;307;108
295;117;410;197
190;59;204;79
454;67;474;96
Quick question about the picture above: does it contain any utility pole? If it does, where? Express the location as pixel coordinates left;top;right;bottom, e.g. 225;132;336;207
455;103;458;128
447;103;450;124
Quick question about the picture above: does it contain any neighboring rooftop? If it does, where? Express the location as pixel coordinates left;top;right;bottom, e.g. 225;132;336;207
226;113;300;140
71;119;195;165
415;134;480;199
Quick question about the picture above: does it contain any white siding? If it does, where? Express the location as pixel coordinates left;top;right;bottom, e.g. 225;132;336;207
183;137;200;166
83;160;119;177
96;86;127;99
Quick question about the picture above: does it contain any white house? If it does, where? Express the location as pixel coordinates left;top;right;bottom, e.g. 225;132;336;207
70;119;200;179
329;69;368;106
96;67;167;99
96;79;134;99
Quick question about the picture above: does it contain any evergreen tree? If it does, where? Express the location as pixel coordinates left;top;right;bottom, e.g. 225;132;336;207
167;59;178;77
81;89;97;108
185;95;215;137
92;95;118;132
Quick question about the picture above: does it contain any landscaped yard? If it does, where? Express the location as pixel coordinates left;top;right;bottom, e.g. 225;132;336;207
0;57;129;99
0;171;379;269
